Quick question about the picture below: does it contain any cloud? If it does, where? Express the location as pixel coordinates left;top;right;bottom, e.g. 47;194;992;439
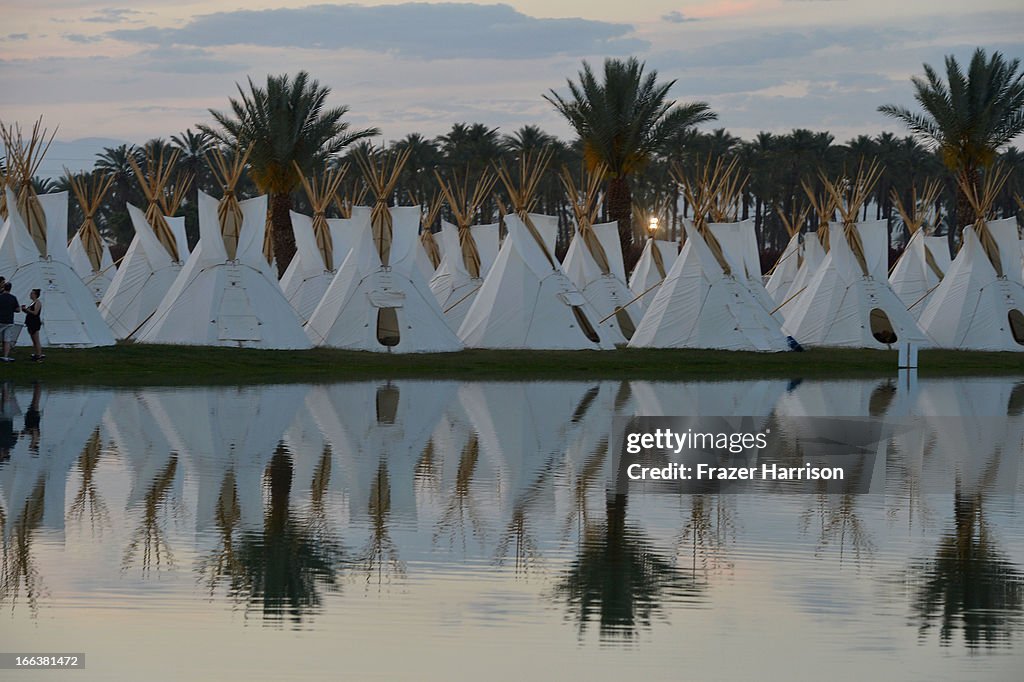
108;2;647;60
3;33;30;41
662;11;698;23
64;33;103;44
136;46;244;74
83;8;143;24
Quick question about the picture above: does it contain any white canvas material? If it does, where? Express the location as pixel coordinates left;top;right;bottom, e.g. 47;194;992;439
561;221;635;343
281;205;367;323
628;237;678;300
918;218;1024;350
782;221;932;348
99;202;189;339
305;205;463;352
707;219;777;316
457;213;615;349
429;219;500;330
776;233;825;318
136;191;311;349
0;189;115;347
68;231;115;303
889;232;951;319
629;220;790;351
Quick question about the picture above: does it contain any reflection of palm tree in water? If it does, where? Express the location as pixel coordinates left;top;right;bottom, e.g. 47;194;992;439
362;461;405;586
198;470;247;599
494;460;555;574
66;428;110;534
555;493;701;641
798;456;874;565
122;456;178;575
222;443;344;625
434;433;486;553
910;459;1024;648
0;476;46;616
677;495;735;576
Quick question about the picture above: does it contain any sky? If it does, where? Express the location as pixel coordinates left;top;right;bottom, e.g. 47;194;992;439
2;0;1022;174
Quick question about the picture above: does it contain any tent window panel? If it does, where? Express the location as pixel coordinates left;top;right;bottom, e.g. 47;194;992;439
376;307;401;347
571;306;601;344
615;308;636;341
869;308;897;345
1009;309;1024;345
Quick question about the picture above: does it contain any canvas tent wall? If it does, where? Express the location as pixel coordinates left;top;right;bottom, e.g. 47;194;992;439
561;220;634;342
628;219;790;351
0;189;115;347
281;206;366;323
136;190;311;349
782;220;932;348
918;217;1024;350
765;205;812;306
68;232;115;303
429;170;500;330
458;212;615;349
99;203;189;339
889;232;951;319
305;205;463;352
628;237;677;300
430;219;500;329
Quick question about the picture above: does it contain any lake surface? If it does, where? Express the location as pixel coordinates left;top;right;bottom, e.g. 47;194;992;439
1;376;1023;681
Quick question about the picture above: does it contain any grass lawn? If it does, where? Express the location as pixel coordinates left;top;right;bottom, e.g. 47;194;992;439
0;343;1020;386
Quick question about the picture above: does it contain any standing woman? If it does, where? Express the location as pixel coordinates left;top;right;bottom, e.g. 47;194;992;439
22;289;43;362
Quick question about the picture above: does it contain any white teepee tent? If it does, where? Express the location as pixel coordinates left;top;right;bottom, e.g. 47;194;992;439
458;152;614;349
918;169;1024;350
279;164;361;324
782;164;932;348
429;170;500;329
66;170;116;303
629;159;789;351
304;150;463;352
765;204;811;305
629;237;677;300
559;165;635;342
137;150;311;348
0;120;114;347
99;148;191;339
888;181;950;319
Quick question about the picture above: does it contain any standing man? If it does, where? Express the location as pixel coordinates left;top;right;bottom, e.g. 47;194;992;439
0;282;21;362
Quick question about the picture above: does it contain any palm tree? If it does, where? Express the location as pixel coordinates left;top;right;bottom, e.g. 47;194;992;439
545;57;716;254
879;48;1024;237
202;72;378;274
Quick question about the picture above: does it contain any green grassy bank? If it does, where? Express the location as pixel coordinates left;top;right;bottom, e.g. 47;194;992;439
0;344;1020;387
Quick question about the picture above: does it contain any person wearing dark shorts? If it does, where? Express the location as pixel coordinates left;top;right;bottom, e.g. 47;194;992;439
0;283;20;362
21;289;43;362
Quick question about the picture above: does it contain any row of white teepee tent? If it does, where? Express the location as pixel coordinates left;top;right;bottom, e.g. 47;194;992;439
458;151;613;349
629;158;790;351
0;119;114;347
782;162;933;348
136;148;310;349
99;148;191;339
305;149;463;352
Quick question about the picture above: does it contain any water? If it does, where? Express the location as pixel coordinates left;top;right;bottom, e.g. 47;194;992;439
1;377;1023;681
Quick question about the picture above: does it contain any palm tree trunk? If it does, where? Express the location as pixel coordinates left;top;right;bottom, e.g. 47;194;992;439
270;192;296;277
951;164;978;253
606;176;633;257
